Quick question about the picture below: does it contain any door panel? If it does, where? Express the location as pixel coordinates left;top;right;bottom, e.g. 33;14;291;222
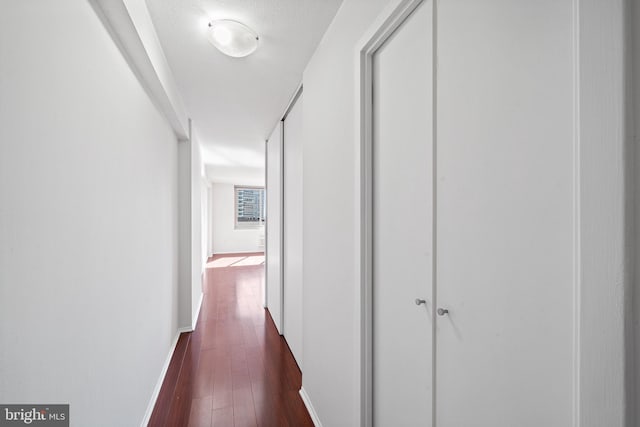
266;122;283;333
372;2;433;425
436;1;575;426
283;94;304;368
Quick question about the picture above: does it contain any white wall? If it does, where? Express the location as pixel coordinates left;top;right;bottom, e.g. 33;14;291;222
90;0;189;139
120;0;188;134
211;183;263;254
178;130;204;330
202;178;211;262
178;141;192;329
191;132;203;328
301;1;391;425
0;1;179;425
207;184;214;257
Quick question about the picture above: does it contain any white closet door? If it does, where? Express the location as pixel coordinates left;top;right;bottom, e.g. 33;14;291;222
372;2;433;425
283;93;304;368
266;122;283;333
436;1;575;426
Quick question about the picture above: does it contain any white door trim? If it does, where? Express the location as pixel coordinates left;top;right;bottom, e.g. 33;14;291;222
281;83;303;335
355;1;630;426
266;121;285;334
355;1;431;426
575;1;629;425
264;137;269;310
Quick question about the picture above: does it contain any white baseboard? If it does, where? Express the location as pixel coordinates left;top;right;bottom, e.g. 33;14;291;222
299;387;323;427
140;291;202;426
140;331;182;427
177;325;192;334
192;292;203;330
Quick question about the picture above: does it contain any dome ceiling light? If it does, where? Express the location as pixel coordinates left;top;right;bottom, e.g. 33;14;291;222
207;19;259;58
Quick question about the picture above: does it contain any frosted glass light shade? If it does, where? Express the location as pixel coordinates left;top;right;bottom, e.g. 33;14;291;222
207;20;259;58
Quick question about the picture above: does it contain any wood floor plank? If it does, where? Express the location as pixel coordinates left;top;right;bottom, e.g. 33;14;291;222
187;397;212;427
233;403;258;427
149;253;312;427
192;349;215;398
211;406;233;427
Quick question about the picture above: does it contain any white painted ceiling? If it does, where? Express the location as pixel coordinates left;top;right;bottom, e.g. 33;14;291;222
145;0;343;185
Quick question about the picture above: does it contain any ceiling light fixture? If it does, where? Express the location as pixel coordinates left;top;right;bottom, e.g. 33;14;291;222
207;20;259;58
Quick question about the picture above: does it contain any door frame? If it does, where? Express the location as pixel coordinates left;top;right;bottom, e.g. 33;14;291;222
281;85;304;366
264;120;284;335
355;1;630;427
355;1;432;426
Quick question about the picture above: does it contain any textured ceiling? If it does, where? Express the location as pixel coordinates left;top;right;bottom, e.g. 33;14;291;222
145;0;343;184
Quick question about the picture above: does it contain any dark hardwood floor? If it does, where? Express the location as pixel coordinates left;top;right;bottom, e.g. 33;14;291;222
149;253;313;427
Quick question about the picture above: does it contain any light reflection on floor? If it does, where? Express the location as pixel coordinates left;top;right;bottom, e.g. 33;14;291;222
206;254;265;269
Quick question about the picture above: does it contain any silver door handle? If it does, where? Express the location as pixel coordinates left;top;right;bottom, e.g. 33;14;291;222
437;308;449;316
415;298;426;306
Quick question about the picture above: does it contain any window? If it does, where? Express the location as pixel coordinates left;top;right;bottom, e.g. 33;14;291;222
235;186;265;228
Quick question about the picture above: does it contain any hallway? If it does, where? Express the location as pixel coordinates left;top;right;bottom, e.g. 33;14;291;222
150;254;313;426
1;2;635;426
